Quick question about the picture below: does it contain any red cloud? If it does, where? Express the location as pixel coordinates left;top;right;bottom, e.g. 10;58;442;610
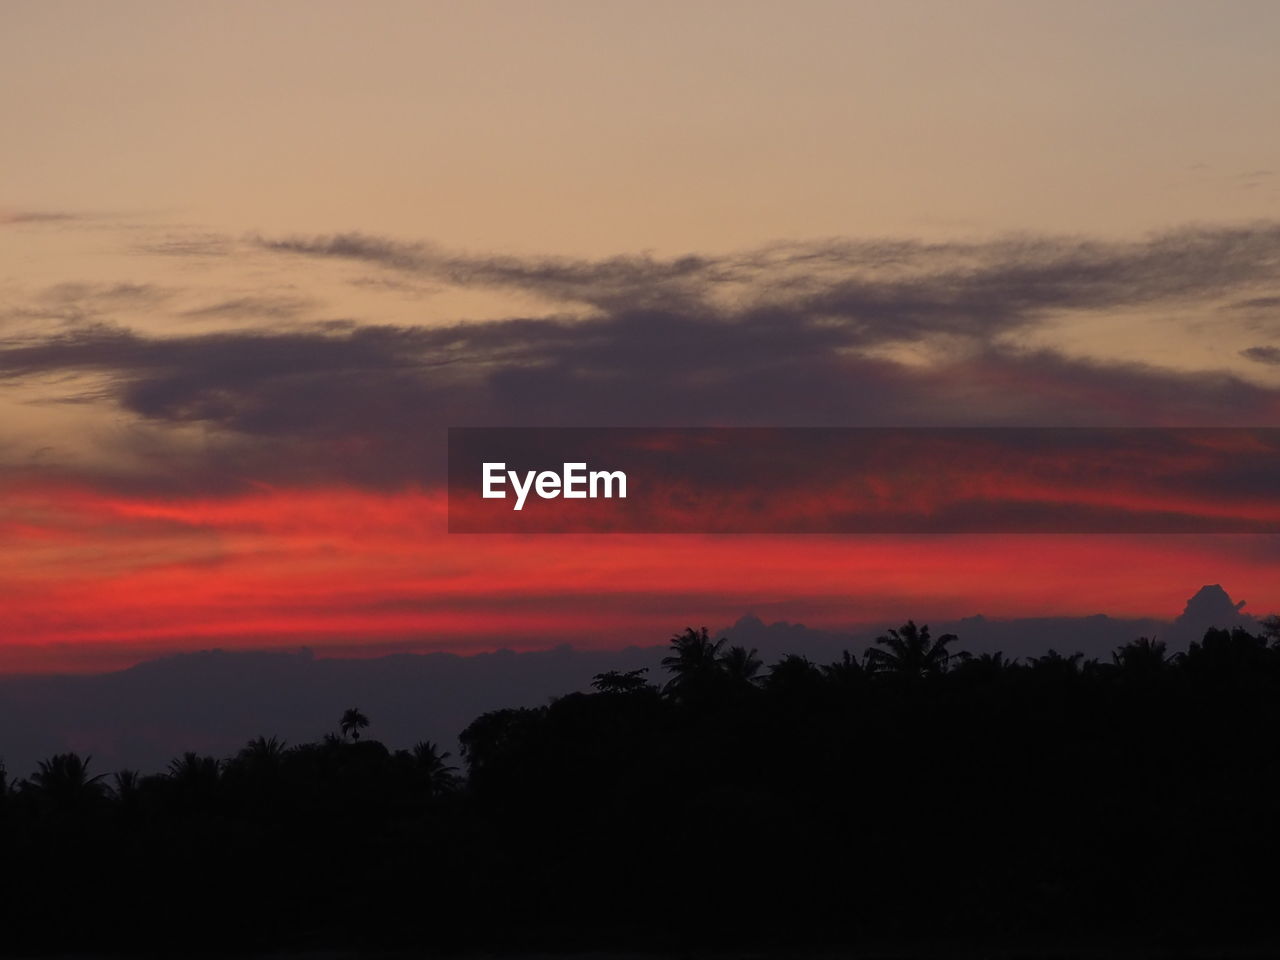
3;478;1279;672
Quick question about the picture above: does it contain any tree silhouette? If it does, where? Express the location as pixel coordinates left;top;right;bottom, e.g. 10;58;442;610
168;751;219;781
1111;636;1172;677
950;650;1016;683
111;769;142;801
238;735;288;764
763;654;829;710
340;707;370;741
591;667;651;694
229;736;289;801
411;740;459;797
865;620;957;679
9;618;1280;953
661;626;727;698
720;645;763;687
166;751;220;812
1028;648;1084;676
821;649;868;688
459;706;546;785
1261;614;1280;647
1183;626;1271;682
26;752;105;805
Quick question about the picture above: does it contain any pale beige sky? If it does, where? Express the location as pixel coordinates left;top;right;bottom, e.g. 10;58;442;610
4;0;1279;253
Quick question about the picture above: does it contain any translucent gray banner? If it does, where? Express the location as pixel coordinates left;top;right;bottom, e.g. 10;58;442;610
448;427;1280;533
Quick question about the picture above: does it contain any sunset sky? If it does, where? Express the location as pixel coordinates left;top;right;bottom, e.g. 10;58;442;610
4;0;1280;672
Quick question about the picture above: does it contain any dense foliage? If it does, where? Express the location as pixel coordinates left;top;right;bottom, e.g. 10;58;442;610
5;619;1280;953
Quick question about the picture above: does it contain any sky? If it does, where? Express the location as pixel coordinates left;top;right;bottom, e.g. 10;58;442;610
3;0;1280;672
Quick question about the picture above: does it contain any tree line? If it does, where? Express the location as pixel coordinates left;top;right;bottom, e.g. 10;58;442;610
4;619;1280;953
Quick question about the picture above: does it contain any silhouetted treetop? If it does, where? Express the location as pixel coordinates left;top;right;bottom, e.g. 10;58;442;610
865;620;957;679
340;707;370;741
591;667;652;694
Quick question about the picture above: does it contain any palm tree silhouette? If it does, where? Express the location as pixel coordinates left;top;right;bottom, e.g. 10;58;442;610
29;752;106;803
720;645;763;686
411;740;459;796
1028;649;1084;675
591;668;651;694
765;653;827;701
661;626;726;696
167;752;221;808
111;769;142;802
865;620;958;679
1112;636;1172;677
340;707;370;741
822;649;869;687
951;650;1015;680
238;735;288;764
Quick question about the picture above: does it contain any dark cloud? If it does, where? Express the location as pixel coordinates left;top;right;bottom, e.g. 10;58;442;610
260;232;722;312
2;323;1276;496
0;210;82;225
1228;296;1280;310
178;295;313;321
0;284;171;331
259;224;1280;337
4;224;1280;490
134;233;232;258
1242;345;1280;365
1236;170;1276;190
347;275;436;296
1167;583;1256;644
